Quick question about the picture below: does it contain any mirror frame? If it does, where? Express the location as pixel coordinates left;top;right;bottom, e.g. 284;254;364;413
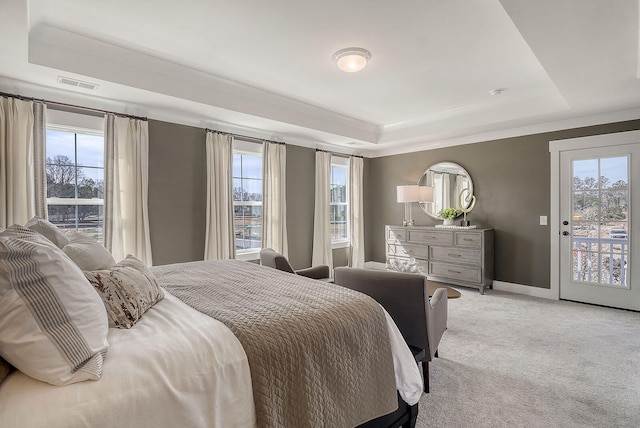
418;161;474;220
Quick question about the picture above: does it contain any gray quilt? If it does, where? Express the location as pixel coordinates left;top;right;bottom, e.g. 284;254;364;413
152;260;397;428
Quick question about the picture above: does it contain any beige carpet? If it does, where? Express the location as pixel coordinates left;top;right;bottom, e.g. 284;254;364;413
416;287;640;428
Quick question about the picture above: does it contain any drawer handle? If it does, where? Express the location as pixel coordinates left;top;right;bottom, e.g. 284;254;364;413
448;269;461;274
463;238;473;241
448;253;461;257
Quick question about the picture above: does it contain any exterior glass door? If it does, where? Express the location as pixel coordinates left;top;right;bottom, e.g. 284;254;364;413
560;145;638;310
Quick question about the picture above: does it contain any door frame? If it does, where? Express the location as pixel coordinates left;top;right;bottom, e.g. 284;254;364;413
549;130;640;302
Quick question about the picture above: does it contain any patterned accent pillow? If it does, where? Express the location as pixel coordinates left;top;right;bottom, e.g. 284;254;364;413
0;226;109;386
25;216;70;249
63;231;116;271
85;255;164;329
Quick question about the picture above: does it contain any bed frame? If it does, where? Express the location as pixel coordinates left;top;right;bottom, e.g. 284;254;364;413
359;393;418;428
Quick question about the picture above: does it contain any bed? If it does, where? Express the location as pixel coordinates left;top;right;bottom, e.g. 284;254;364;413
0;224;423;428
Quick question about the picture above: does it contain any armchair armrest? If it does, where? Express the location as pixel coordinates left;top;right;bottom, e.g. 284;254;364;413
429;287;447;310
426;287;448;360
296;265;330;279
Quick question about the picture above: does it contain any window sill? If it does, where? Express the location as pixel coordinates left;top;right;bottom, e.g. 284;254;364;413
331;240;350;250
236;249;261;262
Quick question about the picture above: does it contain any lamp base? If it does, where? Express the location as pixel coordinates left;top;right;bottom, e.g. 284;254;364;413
403;203;414;227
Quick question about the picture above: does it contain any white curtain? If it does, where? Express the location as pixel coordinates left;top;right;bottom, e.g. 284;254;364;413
32;102;47;219
104;114;153;266
262;141;288;256
349;156;364;268
455;175;467;209
0;96;47;228
433;173;443;214
312;150;333;271
204;131;235;260
441;173;451;210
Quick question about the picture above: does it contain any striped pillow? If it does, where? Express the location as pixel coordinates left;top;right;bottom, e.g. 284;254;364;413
0;226;109;386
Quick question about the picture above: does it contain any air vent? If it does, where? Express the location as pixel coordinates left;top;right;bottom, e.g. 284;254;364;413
57;76;99;91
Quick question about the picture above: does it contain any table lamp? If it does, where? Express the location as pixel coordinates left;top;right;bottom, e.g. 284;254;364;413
397;185;433;226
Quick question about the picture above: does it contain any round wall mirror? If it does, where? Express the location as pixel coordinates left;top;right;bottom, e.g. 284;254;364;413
418;161;474;219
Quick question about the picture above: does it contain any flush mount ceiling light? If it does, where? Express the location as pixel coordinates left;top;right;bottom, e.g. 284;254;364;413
333;47;371;73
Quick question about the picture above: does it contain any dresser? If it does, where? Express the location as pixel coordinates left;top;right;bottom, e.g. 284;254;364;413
385;225;494;294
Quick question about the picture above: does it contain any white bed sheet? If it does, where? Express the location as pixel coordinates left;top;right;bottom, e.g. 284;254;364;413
382;307;424;406
0;291;257;428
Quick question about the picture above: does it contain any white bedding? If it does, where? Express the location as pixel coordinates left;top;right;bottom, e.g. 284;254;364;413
0;291;422;428
383;307;424;406
0;292;257;428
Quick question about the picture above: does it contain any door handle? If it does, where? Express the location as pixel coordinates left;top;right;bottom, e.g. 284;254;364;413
562;231;570;236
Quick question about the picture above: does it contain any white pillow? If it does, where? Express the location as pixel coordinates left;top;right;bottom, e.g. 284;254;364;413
25;216;70;249
0;226;109;386
63;231;116;271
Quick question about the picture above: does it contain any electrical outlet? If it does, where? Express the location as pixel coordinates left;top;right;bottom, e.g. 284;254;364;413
540;216;547;226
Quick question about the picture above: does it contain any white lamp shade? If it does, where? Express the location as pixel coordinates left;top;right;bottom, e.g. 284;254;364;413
397;185;421;203
418;185;434;203
397;185;434;203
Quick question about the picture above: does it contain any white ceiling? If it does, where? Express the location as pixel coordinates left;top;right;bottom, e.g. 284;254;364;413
1;0;639;156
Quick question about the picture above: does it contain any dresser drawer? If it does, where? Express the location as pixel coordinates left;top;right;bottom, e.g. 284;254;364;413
395;243;429;259
387;228;406;242
429;262;482;283
387;256;428;273
430;246;481;265
407;229;453;246
455;232;482;248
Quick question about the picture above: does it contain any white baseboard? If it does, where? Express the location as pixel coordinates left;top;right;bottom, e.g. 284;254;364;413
491;281;558;300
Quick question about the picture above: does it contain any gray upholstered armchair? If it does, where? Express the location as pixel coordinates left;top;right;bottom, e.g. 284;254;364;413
259;248;333;282
333;267;448;393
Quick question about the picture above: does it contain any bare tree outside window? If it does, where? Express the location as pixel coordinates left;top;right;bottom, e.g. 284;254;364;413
46;129;104;242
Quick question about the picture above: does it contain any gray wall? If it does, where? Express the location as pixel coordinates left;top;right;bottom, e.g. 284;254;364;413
147;120;349;269
365;119;640;289
285;144;315;269
148;120;207;265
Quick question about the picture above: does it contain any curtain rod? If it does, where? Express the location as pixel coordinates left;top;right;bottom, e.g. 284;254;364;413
0;91;148;121
315;148;363;158
205;128;285;146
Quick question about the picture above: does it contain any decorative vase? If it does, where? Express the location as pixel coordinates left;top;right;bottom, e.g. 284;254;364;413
443;218;454;226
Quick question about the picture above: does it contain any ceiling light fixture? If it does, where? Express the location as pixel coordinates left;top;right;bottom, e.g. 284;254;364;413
333;47;371;73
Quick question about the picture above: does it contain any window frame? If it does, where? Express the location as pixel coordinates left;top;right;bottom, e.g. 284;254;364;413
45;110;105;242
232;138;263;261
330;156;350;249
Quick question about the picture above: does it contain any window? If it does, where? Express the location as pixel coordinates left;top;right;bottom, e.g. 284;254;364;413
233;140;262;253
330;157;349;244
46;112;105;242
